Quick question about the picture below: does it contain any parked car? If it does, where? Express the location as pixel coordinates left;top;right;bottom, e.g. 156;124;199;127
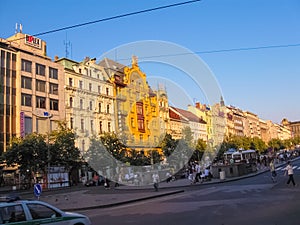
0;195;91;224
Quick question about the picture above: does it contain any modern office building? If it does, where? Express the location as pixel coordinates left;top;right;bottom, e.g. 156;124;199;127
0;29;64;154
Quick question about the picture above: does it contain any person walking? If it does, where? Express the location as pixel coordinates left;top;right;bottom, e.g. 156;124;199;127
285;161;296;187
152;172;160;192
269;159;277;182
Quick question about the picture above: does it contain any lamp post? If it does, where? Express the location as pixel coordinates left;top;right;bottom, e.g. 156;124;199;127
32;109;53;189
43;111;53;189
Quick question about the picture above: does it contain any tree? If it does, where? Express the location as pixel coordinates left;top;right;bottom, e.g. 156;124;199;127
182;126;193;147
250;137;266;153
190;138;207;162
4;133;47;179
50;122;82;171
160;133;177;157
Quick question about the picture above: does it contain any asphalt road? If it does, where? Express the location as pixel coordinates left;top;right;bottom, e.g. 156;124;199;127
80;160;300;225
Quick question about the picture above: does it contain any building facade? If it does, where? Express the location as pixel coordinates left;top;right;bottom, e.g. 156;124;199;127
282;118;300;138
243;111;261;138
100;57;165;151
56;57;115;153
170;107;207;142
0;31;64;154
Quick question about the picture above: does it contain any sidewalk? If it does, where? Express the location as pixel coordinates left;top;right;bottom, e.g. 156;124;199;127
2;158;297;212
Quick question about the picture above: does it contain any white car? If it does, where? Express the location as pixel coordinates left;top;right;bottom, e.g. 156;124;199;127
0;196;91;225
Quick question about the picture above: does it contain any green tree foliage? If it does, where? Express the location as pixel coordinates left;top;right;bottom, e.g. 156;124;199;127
4;133;47;176
182;126;193;147
160;133;177;157
48;121;82;170
190;139;207;162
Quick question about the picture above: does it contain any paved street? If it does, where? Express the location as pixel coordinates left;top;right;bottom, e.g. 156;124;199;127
2;158;299;225
81;159;300;225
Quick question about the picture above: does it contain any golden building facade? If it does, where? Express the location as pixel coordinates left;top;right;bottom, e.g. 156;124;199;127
100;57;166;151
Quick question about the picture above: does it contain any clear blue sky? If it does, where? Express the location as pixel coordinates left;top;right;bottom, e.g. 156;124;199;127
1;0;299;124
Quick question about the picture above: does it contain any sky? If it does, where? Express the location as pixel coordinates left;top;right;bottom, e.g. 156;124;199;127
0;0;299;124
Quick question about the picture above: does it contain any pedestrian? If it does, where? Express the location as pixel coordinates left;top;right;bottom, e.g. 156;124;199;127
284;161;296;187
104;177;110;189
269;159;277;182
152;172;159;191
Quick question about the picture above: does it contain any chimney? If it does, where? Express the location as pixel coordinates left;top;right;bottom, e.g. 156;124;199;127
195;102;200;109
54;56;59;61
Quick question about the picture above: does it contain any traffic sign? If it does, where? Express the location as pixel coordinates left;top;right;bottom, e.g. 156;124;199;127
34;183;42;198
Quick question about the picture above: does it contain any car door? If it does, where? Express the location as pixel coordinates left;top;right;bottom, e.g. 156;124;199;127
26;203;68;225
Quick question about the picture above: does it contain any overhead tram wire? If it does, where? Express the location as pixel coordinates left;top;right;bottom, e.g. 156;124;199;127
7;0;201;42
115;43;300;62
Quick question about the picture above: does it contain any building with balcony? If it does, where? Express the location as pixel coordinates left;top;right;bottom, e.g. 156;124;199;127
169;107;207;142
281;118;300;138
188;102;212;143
56;57;115;153
225;106;245;137
99;56;166;152
243;111;261;138
0;30;64;154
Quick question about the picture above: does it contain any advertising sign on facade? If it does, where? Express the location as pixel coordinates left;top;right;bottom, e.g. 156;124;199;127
25;34;42;49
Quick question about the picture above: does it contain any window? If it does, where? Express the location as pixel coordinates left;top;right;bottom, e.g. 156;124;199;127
21;59;32;72
138;119;145;132
81;119;84;131
136;103;143;115
36;96;46;108
91;120;94;131
108;122;111;132
82;140;85;151
98;103;102;113
131;118;135;127
98;85;101;94
106;104;110;114
89;83;92;92
49;83;58;94
50;99;59;110
79;81;83;89
36;63;45;76
36;80;46;92
106;87;109;95
69;78;73;87
21;94;32;106
49;67;58;79
79;68;82;74
25;117;32;134
80;99;83;110
69;97;73;108
0;204;26;223
99;121;103;134
27;203;60;220
70;117;74;129
89;101;93;110
21;76;32;89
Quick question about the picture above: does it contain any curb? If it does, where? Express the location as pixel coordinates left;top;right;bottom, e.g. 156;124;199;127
64;189;185;211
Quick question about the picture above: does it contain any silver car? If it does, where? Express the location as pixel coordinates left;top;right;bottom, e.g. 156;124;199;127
0;197;91;225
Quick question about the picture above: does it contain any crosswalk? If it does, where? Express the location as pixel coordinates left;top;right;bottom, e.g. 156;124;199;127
276;166;300;171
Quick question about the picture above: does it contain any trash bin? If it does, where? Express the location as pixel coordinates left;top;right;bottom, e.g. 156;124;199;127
219;171;226;180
